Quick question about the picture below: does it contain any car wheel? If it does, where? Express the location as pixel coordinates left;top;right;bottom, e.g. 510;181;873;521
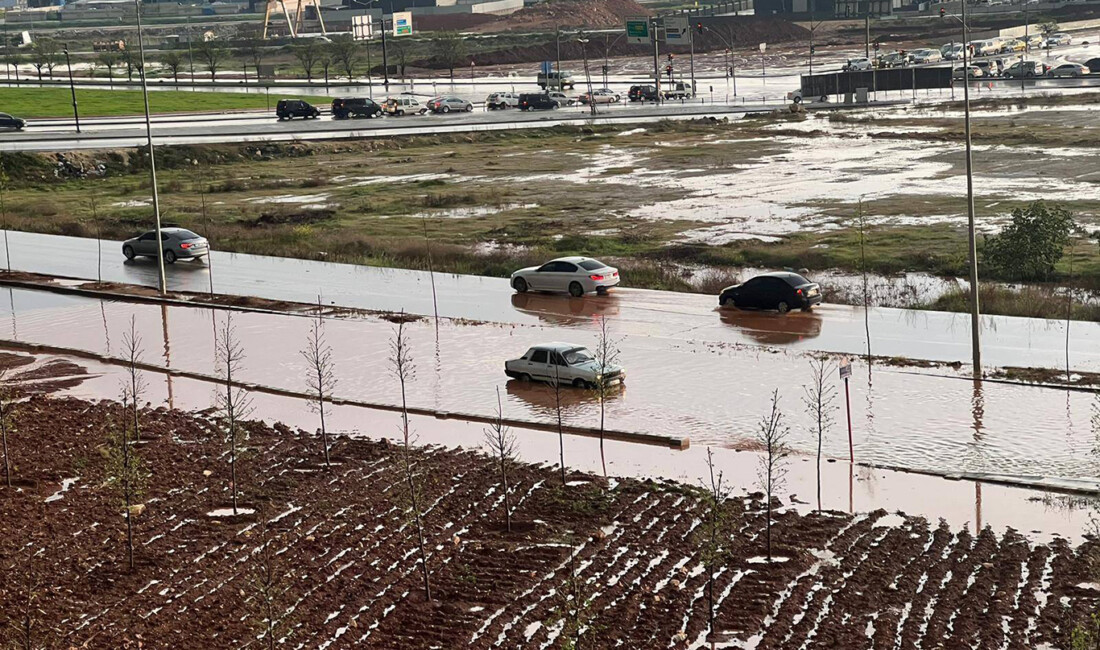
442;106;450;113
163;250;177;264
466;105;474;112
718;295;731;307
398;110;405;116
568;282;584;298
519;373;532;382
513;277;528;293
596;286;608;296
776;301;790;314
801;306;814;312
793;96;803;104
572;378;588;389
123;245;135;260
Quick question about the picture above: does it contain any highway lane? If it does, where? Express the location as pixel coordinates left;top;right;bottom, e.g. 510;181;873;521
4;231;1098;373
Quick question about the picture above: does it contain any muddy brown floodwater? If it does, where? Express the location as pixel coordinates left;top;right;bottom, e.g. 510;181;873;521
5;287;1100;490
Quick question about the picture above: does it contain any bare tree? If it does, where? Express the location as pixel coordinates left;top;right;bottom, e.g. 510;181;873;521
431;31;466;82
236;35;265;83
421;215;439;334
391;316;431;600
328;34;359;82
121;47;139;82
89;197;103;282
0;367;14;488
160;51;184;88
319;47;333;88
552;364;567;486
30;38;59;80
251;505;290;650
214;313;253;515
196;41;227;81
693;447;733;643
483;387;518;533
96;51;119;88
0;155;8;272
4;554;49;649
121;316;147;442
857;199;872;366
105;400;149;571
802;358;836;512
590;317;621;480
756;389;789;561
301;298;337;470
289;41;320;82
549;533;597;648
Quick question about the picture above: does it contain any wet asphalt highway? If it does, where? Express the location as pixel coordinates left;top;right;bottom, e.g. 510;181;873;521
5;231;1098;373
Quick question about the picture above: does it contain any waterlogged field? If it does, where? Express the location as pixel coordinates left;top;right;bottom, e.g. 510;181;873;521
2;394;1097;648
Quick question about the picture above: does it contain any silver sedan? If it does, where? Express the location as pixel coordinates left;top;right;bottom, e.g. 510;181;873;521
122;227;208;264
510;256;620;297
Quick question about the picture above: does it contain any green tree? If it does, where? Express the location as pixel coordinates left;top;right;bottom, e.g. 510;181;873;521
431;31;466;82
289;40;320;82
195;40;227;81
328;34;359;82
1039;18;1059;37
96;51;120;86
236;35;265;82
104;404;149;571
160;51;184;87
30;38;60;80
979;201;1075;280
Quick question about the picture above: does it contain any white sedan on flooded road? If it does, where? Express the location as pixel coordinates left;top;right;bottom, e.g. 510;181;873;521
504;342;625;388
510;257;620;297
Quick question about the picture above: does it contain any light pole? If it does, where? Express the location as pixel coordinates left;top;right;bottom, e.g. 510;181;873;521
63;46;80;133
703;25;736;97
602;32;625;89
135;0;168;295
577;32;596;115
943;4;982;375
179;4;194;87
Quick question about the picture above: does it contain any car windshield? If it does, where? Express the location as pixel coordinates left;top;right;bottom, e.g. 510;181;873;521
578;259;607;271
563;348;595;365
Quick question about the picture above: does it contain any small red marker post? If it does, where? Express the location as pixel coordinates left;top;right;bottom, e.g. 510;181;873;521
839;357;853;463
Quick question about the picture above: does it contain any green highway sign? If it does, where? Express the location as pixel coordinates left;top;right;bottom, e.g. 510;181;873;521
625;16;650;44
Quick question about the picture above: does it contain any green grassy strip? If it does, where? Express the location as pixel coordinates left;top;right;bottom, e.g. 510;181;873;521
0;87;330;118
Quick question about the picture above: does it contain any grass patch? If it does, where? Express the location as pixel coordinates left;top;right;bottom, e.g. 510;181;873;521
0;87;329;118
919;284;1100;321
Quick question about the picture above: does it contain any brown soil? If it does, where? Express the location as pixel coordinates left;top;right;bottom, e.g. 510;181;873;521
0;395;1095;648
472;0;651;33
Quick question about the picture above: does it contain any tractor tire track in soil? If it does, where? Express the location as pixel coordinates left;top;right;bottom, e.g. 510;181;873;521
0;395;1097;649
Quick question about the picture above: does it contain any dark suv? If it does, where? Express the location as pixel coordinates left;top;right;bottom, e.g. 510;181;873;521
331;97;383;119
719;272;822;313
518;93;560;110
276;99;320;120
628;85;659;102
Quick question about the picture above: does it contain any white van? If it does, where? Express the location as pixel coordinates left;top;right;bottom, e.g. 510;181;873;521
662;81;693;99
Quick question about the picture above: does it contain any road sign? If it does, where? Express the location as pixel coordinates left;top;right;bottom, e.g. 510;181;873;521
625;16;650;44
393;11;412;36
839;357;852;380
540;60;553;75
352;14;374;41
664;15;689;44
758;42;767;53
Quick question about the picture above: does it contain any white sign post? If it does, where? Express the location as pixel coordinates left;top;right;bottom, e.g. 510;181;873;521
839;357;853;462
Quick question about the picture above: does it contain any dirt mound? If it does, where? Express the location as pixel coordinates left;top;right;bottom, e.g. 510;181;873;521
414;12;501;32
473;0;651;33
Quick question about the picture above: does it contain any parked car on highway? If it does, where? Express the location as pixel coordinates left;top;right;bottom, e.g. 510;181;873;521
1087;58;1100;73
579;88;621;104
1004;60;1046;78
842;57;873;71
504;342;624;388
537;70;576;89
331;97;382;119
518;92;561;110
276;99;320;120
910;48;942;63
122;227;208;264
953;64;984;79
510;257;620;297
486;92;520;109
1001;38;1027;53
1049;62;1090;77
1048;33;1072;47
972;39;1002;56
941;43;964;60
718;272;822;313
880;52;910;68
548;91;575;106
973;60;1000;77
628;85;659;101
382;96;427;116
1026;34;1046;49
427;96;474;113
0;113;25;131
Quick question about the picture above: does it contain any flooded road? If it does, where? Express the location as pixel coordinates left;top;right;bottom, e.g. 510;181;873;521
5;231;1100;372
6;287;1099;485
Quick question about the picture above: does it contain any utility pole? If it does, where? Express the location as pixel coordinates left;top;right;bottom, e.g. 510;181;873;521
650;18;661;103
63;47;80;133
865;12;870;59
960;0;981;376
555;25;562;91
135;0;167;294
380;4;390;90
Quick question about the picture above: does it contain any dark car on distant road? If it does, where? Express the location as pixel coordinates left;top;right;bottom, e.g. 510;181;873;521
518;93;561;110
331;97;382;119
628;85;659;102
276;99;320;120
719;272;822;313
1087;58;1100;74
0;113;25;131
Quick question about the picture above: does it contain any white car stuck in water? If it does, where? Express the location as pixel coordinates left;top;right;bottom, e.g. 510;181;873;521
504;342;625;388
510;257;620;297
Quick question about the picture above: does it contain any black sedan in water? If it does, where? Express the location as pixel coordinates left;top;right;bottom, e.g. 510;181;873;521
719;272;822;313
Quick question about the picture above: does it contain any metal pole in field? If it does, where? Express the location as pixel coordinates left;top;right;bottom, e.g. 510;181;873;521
651;19;661;103
135;0;167;295
865;12;870;59
840;359;853;462
688;26;696;98
961;0;981;376
186;11;195;87
380;8;390;90
63;47;80;133
1022;2;1028;94
555;26;561;91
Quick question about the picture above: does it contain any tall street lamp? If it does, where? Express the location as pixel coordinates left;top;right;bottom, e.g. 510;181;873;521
63;46;80;133
136;0;168;294
577;32;596;116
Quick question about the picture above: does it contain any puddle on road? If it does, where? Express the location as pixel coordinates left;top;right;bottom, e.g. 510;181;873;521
5;287;1100;486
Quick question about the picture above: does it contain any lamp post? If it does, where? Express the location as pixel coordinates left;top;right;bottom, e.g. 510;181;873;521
578;32;596;115
602;32;625;89
703;25;736;96
63;46;80;133
135;0;167;295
